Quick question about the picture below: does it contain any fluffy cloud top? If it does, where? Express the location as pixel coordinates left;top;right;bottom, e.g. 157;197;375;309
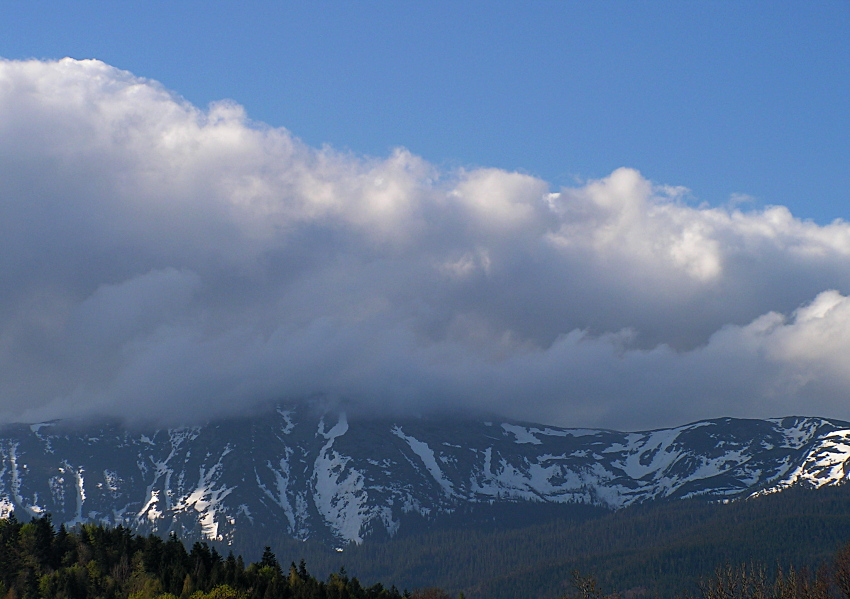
1;58;849;430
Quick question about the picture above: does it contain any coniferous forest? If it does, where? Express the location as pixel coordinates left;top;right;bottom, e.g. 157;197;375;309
0;514;414;599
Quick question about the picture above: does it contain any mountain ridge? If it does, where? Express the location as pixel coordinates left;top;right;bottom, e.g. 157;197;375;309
0;406;847;547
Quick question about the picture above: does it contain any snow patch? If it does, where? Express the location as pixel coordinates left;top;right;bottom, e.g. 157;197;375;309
501;423;542;445
754;429;850;497
277;409;295;434
312;412;369;544
392;426;455;498
256;449;298;534
173;447;235;541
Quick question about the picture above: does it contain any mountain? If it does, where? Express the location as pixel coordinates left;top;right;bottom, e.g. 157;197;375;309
0;406;848;549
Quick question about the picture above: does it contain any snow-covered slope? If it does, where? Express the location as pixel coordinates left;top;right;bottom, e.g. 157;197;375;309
0;408;846;546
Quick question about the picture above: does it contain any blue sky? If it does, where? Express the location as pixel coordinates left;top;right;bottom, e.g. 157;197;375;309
2;3;850;429
3;1;848;222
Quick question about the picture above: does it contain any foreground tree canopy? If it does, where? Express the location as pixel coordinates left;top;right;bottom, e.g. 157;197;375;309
0;514;430;599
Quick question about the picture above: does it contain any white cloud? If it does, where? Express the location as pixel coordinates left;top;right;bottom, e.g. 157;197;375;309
1;58;850;429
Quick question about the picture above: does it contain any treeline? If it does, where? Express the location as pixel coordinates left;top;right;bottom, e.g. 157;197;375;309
0;515;457;599
4;484;850;599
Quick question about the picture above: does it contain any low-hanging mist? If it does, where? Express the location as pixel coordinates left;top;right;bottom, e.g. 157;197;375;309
1;58;850;430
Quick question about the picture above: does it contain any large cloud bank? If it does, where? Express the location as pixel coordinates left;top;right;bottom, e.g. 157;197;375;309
1;58;849;430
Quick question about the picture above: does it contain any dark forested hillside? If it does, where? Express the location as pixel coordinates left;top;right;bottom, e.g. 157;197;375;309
253;484;850;599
